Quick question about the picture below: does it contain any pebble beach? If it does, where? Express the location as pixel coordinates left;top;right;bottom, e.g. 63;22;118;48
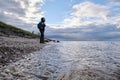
0;36;46;65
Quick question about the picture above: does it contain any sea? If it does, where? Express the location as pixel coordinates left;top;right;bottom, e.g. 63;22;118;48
0;41;120;80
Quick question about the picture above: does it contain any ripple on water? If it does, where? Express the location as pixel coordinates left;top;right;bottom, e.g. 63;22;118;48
0;41;120;80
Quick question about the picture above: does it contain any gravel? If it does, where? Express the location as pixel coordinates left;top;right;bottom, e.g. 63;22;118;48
0;36;46;65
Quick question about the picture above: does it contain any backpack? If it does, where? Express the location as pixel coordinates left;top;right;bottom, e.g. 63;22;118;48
37;22;44;29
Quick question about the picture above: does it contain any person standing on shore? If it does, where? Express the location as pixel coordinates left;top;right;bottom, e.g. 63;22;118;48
37;17;46;43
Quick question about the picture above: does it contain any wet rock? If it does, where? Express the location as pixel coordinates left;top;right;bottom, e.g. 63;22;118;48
0;72;8;77
12;72;25;78
0;71;13;80
52;40;60;43
4;68;11;73
36;75;48;80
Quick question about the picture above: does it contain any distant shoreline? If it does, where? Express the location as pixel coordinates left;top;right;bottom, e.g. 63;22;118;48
0;36;46;65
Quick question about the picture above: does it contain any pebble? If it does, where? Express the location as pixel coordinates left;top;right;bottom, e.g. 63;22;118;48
0;36;45;65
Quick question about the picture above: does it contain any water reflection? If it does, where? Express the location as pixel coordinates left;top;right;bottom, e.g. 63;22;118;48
0;41;120;80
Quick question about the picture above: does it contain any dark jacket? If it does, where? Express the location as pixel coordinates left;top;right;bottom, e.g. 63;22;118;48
37;22;46;30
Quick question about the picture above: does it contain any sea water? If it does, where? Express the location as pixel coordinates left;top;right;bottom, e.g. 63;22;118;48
0;41;120;80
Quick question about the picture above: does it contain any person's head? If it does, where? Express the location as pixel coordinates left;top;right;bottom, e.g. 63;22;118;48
41;17;45;22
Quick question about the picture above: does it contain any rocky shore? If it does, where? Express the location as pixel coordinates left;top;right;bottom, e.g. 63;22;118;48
0;36;46;65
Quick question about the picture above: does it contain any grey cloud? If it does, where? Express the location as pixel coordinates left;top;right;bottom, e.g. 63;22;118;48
0;0;44;31
0;0;25;17
0;11;33;31
46;25;120;41
107;0;120;5
0;0;26;28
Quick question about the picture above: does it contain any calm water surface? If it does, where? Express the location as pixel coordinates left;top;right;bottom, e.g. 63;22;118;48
0;41;120;80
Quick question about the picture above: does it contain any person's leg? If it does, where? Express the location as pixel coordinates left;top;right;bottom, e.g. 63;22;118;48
42;29;45;43
40;29;44;43
40;29;42;43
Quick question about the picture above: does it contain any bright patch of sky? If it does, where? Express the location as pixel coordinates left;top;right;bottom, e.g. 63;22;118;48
41;0;72;24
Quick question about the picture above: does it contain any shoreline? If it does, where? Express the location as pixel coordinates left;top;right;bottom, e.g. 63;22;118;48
0;40;120;80
0;36;46;65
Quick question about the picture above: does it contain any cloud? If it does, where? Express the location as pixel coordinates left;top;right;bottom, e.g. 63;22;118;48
0;0;44;31
72;1;109;19
62;1;120;29
46;25;120;41
63;1;111;28
46;1;120;41
108;0;120;5
18;0;44;23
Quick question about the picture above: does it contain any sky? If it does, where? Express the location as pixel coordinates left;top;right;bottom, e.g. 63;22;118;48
0;0;120;40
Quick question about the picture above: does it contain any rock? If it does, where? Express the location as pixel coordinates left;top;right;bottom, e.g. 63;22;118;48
57;40;60;43
0;72;8;77
52;40;60;43
4;69;10;73
13;72;25;78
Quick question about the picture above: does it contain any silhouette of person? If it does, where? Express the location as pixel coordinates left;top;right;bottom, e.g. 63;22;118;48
37;17;46;43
